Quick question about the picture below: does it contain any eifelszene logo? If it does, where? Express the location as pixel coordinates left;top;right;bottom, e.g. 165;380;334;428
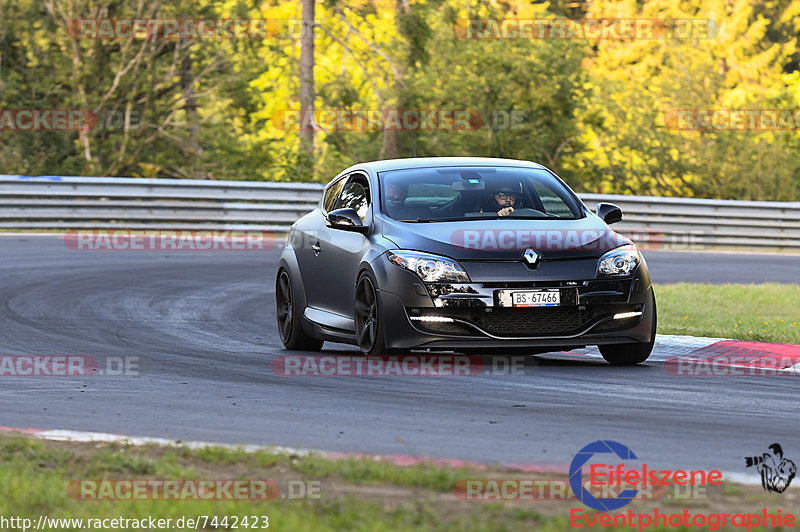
569;440;722;512
745;443;797;493
570;440;639;511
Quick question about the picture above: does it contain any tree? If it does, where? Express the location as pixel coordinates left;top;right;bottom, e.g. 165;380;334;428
299;0;315;168
567;0;800;199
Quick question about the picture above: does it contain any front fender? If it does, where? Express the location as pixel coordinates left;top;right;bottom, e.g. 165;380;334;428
277;239;315;334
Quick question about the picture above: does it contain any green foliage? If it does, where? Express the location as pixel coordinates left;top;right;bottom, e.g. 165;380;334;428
1;0;798;198
566;0;800;199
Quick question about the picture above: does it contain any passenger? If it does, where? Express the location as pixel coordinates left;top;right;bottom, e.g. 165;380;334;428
385;182;408;208
384;182;430;220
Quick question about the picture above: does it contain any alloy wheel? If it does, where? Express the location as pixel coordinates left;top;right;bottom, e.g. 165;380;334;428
276;271;293;342
354;277;378;352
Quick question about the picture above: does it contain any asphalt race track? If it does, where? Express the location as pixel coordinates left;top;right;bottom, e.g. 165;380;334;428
1;235;798;473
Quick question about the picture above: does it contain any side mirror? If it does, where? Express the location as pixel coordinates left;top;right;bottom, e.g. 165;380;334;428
327;208;369;233
595;203;623;225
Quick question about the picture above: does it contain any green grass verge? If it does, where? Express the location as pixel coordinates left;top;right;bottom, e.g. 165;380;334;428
656;283;799;343
0;435;789;531
288;455;469;492
0;436;564;531
176;447;468;492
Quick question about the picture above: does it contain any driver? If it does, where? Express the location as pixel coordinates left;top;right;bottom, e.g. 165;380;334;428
484;181;523;217
385;182;408;208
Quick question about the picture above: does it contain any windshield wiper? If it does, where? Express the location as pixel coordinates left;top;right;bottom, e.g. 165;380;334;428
395;218;443;223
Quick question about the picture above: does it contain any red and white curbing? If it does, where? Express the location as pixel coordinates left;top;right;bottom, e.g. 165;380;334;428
563;333;728;360
0;425;566;474
0;425;763;485
564;334;800;375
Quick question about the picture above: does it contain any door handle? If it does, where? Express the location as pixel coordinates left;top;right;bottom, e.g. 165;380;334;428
312;242;321;255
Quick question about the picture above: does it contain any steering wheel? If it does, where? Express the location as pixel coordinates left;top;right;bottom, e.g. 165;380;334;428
507;207;549;218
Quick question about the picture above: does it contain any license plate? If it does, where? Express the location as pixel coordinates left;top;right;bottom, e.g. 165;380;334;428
511;290;561;307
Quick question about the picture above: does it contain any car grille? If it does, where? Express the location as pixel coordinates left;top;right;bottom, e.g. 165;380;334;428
483;307;587;335
411;305;627;337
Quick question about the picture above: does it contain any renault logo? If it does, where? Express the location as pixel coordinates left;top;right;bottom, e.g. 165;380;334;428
522;249;539;265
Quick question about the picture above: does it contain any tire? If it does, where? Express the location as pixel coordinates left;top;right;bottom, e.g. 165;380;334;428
275;269;323;351
598;291;657;365
353;274;406;357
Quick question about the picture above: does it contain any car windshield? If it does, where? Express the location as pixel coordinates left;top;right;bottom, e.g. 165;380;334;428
378;166;584;222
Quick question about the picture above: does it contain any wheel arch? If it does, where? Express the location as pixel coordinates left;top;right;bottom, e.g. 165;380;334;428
277;249;311;327
354;258;409;354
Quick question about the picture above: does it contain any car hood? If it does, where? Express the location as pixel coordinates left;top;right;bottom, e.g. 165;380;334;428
381;216;632;261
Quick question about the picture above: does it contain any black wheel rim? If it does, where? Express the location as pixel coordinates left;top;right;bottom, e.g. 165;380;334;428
276;271;293;342
354;277;377;352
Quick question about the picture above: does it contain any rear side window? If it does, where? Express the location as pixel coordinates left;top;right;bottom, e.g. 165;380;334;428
323;178;346;213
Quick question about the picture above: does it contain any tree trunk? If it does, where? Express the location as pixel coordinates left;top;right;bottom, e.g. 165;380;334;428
299;0;316;168
180;46;202;178
379;107;401;159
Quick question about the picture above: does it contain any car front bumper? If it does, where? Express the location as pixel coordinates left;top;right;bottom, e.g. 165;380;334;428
371;256;656;351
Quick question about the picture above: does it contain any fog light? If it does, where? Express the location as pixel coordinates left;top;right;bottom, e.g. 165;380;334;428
410;316;454;323
613;311;643;320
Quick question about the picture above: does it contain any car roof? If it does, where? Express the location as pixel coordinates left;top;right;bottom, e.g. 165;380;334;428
344;157;547;175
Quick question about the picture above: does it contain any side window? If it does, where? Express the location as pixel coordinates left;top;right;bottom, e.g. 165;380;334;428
323;178;346;213
334;175;370;221
532;180;574;217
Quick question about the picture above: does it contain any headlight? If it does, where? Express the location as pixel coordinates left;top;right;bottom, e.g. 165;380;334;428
386;250;470;282
598;245;640;277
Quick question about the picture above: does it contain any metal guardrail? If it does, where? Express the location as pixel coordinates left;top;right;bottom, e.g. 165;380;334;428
579;193;800;250
0;175;322;231
1;175;799;250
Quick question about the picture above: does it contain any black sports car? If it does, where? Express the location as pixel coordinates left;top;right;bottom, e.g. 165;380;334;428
276;157;656;364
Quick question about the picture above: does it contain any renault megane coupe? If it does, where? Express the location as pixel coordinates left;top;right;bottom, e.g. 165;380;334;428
276;157;656;365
